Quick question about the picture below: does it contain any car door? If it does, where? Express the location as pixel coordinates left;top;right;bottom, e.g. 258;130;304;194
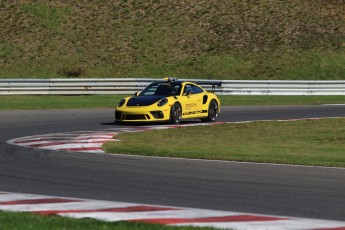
181;84;204;117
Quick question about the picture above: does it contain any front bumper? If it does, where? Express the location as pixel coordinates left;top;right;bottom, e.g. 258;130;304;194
115;107;170;122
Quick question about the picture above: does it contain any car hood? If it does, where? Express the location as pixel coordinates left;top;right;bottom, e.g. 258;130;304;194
127;96;165;106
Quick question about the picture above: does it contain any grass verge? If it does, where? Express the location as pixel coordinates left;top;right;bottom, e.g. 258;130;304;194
0;211;211;230
219;95;345;106
1;95;345;110
0;95;123;110
103;119;345;168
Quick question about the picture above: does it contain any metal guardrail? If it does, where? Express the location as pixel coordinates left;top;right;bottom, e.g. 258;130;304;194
1;78;345;95
0;78;150;95
220;80;345;95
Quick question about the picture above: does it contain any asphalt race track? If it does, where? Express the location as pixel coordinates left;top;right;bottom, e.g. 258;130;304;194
1;105;345;221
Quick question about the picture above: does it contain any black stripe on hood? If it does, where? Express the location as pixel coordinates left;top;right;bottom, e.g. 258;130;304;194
127;96;165;106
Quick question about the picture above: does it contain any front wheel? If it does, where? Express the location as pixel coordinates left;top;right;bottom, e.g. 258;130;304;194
201;100;219;122
170;103;182;124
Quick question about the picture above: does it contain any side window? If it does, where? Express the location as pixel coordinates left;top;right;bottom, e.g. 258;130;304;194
183;84;193;95
192;85;203;94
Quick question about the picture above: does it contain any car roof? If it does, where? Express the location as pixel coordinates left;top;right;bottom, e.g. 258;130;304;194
153;80;194;85
153;80;222;87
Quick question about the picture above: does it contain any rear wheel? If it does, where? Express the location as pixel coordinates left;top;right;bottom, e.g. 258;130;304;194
201;100;219;122
170;103;182;124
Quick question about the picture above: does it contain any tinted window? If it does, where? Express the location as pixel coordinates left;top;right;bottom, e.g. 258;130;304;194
193;85;203;94
183;84;193;95
183;84;203;95
141;82;182;96
141;83;158;96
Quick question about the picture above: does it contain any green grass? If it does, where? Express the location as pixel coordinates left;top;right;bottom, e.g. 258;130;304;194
1;95;345;110
22;3;73;30
103;119;345;168
0;1;344;79
0;211;212;230
0;95;123;110
219;95;345;106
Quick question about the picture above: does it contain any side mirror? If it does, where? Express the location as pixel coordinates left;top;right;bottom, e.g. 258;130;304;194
134;92;140;97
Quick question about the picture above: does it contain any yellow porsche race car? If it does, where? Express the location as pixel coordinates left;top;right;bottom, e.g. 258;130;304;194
115;78;221;124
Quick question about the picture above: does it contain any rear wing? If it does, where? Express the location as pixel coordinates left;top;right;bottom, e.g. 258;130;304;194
193;81;222;93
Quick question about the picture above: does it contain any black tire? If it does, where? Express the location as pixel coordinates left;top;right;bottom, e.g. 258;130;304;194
170;103;182;124
201;100;219;122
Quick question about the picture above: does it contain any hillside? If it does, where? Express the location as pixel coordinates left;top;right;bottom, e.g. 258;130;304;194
1;0;344;79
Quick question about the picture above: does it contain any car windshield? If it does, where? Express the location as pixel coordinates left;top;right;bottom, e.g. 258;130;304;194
140;82;182;96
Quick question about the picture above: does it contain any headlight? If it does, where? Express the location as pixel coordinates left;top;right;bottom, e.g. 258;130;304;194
157;98;168;107
117;99;126;107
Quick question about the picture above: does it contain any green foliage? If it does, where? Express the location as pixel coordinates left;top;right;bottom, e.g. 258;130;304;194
22;3;72;29
0;45;12;58
0;1;344;79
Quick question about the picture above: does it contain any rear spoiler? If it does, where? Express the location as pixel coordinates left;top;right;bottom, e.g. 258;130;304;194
193;81;222;93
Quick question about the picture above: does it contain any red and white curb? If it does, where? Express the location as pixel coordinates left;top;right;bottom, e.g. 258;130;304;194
0;191;345;229
7;123;224;154
7;130;118;154
6;119;334;154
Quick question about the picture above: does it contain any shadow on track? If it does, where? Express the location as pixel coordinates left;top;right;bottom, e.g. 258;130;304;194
101;120;205;126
